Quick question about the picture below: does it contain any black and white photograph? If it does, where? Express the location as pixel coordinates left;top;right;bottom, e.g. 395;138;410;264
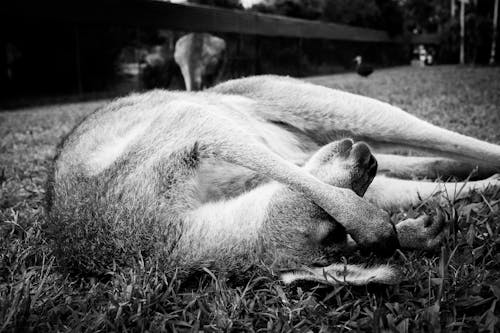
1;0;500;331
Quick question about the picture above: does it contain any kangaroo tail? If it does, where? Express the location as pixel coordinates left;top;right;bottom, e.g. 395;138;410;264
281;264;400;286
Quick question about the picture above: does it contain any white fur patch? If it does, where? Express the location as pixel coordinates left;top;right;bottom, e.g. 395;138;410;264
87;124;147;174
183;182;281;251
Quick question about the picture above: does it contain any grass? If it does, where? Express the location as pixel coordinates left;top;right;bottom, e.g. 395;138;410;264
1;65;500;332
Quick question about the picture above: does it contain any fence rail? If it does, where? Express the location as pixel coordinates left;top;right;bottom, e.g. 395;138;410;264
2;1;412;43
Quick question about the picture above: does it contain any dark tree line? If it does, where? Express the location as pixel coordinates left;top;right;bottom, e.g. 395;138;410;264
193;0;499;64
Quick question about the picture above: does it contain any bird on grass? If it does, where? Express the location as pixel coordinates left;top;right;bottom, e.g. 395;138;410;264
354;56;374;77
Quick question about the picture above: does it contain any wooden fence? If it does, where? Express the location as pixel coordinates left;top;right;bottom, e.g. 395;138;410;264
1;1;420;43
1;1;438;106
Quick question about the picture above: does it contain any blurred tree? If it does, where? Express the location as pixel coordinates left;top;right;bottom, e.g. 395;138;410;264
465;10;494;63
375;0;405;36
188;0;243;9
251;0;404;35
402;0;442;33
421;0;498;64
402;0;462;35
322;0;382;28
439;19;461;63
251;0;326;20
490;0;498;64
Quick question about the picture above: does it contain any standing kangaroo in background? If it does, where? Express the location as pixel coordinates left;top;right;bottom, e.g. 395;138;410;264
47;75;500;285
174;33;226;91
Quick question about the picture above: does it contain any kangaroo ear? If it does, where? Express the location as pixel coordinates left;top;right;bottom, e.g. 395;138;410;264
281;264;401;286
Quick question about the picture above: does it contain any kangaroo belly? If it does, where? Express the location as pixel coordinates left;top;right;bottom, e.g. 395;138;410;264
196;159;268;202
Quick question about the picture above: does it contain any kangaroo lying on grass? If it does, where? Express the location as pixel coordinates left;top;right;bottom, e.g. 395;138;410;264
47;75;500;285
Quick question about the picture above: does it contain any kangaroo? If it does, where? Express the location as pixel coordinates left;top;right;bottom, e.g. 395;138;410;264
46;75;500;285
174;33;226;91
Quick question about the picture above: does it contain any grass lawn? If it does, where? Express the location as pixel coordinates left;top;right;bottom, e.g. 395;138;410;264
1;65;500;332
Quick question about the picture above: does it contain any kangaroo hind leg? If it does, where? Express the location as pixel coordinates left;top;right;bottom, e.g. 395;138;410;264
375;154;498;180
215;77;500;170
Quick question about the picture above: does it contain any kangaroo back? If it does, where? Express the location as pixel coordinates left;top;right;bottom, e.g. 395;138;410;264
212;76;500;169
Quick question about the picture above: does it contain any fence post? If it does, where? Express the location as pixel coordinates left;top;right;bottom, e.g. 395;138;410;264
254;36;260;75
297;37;303;76
0;34;7;96
490;0;498;65
459;0;467;65
74;24;83;95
